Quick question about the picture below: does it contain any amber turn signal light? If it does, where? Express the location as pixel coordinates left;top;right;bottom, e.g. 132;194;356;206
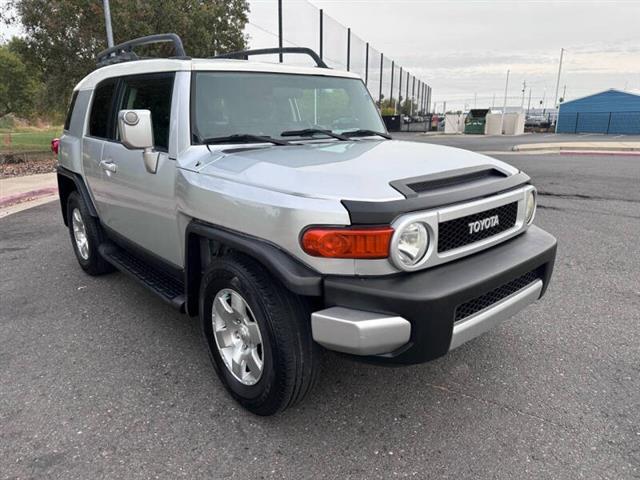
301;227;393;259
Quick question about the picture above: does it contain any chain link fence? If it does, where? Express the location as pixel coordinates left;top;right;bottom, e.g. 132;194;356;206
246;0;432;116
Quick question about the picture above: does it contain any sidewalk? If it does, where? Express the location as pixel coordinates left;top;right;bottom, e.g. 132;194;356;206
512;141;640;154
0;172;58;218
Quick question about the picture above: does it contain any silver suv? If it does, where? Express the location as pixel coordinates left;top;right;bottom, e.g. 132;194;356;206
56;34;557;415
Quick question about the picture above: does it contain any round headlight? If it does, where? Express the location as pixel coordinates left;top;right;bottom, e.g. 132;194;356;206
395;222;429;267
525;189;537;224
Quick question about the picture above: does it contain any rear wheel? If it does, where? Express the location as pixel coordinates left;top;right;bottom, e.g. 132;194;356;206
200;254;321;416
66;191;113;275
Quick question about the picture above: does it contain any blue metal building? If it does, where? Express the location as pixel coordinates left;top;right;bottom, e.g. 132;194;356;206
556;89;640;134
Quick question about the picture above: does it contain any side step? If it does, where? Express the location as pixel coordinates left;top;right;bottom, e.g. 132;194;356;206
98;243;186;311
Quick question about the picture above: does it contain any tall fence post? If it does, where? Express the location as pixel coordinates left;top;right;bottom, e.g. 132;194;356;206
389;60;395;111
379;53;383;105
278;0;283;62
423;84;427;114
411;77;416;115
417;80;421;114
405;71;410;111
364;42;369;86
346;28;351;71
398;66;403;115
319;9;323;60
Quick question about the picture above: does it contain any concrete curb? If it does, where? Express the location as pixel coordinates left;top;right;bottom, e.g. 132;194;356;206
0;187;58;208
513;142;640;152
560;150;640;156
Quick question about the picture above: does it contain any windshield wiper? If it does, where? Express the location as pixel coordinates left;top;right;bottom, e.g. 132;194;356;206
342;129;392;140
200;134;289;146
280;128;349;141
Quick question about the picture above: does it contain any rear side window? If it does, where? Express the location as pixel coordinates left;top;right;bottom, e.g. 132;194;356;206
63;91;78;131
119;73;174;150
89;79;117;139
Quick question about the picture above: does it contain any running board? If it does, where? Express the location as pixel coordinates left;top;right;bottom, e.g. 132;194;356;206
98;243;186;311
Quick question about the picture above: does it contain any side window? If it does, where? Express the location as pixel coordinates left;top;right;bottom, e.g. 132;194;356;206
89;79;117;139
119;73;174;150
63;91;79;131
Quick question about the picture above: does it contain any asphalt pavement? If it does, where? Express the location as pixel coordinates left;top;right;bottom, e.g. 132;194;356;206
394;131;640;153
1;141;639;479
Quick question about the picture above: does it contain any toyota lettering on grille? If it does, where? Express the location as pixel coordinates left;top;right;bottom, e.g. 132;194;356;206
468;215;499;234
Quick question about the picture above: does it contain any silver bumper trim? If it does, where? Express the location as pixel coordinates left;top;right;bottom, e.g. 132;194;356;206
449;279;543;350
311;307;411;356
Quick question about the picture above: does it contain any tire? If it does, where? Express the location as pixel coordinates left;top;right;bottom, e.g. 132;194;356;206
66;191;113;276
200;253;321;416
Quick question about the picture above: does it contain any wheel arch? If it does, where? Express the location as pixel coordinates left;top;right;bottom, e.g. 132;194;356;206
184;220;323;317
57;166;98;226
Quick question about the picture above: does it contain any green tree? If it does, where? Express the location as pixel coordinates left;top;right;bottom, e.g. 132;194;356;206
399;98;416;116
1;0;249;114
0;44;40;117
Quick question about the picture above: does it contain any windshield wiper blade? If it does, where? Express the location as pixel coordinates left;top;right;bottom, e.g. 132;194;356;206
200;134;289;146
342;129;392;140
280;128;349;141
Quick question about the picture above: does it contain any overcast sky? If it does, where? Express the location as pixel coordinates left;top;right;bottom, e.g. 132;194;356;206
3;0;638;111
249;0;640;110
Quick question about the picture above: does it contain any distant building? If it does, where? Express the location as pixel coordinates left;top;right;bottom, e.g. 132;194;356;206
556;89;640;134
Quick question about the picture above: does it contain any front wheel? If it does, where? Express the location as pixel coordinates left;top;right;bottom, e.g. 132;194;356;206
200;254;321;416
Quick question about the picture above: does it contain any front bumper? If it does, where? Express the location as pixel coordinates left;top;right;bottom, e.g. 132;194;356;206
312;225;557;364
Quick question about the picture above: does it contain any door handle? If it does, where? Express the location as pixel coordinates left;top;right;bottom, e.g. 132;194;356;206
99;160;117;173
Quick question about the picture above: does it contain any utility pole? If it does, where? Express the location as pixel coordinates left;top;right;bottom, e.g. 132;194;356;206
500;69;510;135
553;48;564;108
521;80;526;108
527;88;532;114
103;0;114;48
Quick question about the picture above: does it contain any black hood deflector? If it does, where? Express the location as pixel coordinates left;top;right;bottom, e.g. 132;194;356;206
342;168;530;225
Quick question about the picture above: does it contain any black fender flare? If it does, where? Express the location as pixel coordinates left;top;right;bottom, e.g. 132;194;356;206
57;165;98;225
184;220;323;316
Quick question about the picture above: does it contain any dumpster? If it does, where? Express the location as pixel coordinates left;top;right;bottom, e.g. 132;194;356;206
464;109;490;134
382;115;402;132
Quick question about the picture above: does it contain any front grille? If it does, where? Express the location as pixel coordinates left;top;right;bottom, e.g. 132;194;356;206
454;270;541;323
438;202;518;253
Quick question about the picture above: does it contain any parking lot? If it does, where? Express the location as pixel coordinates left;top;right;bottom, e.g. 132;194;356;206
1;135;639;479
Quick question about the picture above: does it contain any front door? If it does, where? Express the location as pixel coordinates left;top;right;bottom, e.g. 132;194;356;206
97;72;182;267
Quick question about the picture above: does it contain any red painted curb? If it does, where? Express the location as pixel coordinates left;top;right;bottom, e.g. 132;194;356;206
0;187;58;208
560;150;640;156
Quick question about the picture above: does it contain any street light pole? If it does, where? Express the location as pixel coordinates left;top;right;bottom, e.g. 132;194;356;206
103;0;114;48
500;69;510;134
553;48;564;108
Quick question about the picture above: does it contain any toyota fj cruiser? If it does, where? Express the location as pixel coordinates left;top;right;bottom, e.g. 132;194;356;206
56;34;556;415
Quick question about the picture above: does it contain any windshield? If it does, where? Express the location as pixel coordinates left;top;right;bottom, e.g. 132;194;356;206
192;72;386;142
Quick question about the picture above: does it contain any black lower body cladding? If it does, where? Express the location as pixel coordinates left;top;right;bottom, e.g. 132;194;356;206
323;226;557;364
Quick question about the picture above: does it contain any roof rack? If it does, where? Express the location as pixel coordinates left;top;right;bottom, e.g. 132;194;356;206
96;33;188;67
213;47;329;69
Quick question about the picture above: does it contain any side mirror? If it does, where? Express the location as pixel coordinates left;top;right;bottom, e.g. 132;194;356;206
118;109;159;174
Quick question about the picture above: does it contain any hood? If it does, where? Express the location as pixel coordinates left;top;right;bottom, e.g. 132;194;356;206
191;140;519;201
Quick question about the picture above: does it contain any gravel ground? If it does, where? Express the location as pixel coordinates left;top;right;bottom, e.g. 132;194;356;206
0;156;57;178
1;150;639;479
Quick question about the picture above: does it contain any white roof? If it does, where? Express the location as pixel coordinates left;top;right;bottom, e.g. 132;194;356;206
74;58;360;90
